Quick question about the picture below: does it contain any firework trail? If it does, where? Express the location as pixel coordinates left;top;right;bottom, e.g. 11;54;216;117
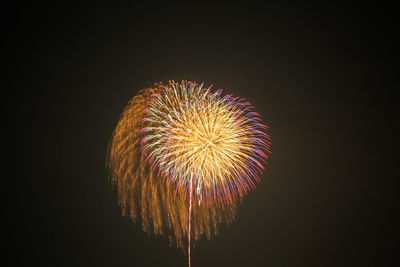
107;81;270;266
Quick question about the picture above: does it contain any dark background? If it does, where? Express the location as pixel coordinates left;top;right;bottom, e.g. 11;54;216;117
6;3;397;267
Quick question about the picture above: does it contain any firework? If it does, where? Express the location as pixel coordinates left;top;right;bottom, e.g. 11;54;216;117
107;81;270;266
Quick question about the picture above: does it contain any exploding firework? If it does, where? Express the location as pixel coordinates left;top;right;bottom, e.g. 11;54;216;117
107;81;270;266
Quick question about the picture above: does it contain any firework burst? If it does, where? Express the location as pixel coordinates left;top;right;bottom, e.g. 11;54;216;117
107;81;270;266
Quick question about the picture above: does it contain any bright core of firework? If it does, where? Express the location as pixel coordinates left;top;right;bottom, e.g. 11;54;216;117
141;81;270;205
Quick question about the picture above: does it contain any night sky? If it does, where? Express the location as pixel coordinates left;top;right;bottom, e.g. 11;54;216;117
7;3;397;267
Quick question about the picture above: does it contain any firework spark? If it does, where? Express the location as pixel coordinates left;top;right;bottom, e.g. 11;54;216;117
107;81;270;266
